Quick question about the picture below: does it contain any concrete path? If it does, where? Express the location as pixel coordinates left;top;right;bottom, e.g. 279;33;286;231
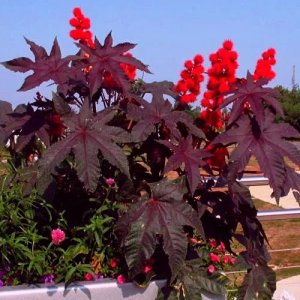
249;181;300;299
273;275;300;300
249;185;300;209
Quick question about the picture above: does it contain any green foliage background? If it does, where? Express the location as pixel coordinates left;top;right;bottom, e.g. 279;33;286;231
276;85;300;132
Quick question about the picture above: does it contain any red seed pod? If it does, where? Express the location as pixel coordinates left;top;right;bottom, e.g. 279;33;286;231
184;60;194;70
69;18;80;27
193;54;204;65
81;18;91;29
73;7;83;19
222;40;233;51
69;29;83;40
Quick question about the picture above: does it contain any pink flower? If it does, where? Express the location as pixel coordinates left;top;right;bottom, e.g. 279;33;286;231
210;252;221;263
110;258;118;268
117;274;126;284
230;257;236;265
51;228;66;245
190;238;198;245
208;265;215;273
84;273;93;281
144;264;152;274
106;178;115;185
217;242;225;252
209;239;217;248
223;255;230;264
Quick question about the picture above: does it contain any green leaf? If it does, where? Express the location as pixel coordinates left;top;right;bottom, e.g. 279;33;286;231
64;266;78;284
63;244;89;262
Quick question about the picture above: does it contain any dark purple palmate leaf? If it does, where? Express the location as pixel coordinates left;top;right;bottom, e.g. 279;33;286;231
283;167;300;205
76;32;151;96
0;100;12;121
237;265;276;300
116;178;204;280
52;92;72;116
229;181;270;247
159;136;211;195
0;100;13;144
36;100;131;192
1;38;76;91
0;104;51;150
214;113;300;201
220;72;283;126
128;81;205;142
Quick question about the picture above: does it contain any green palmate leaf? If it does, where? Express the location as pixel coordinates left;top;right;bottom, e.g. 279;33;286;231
237;265;276;300
116;178;204;280
36;102;131;192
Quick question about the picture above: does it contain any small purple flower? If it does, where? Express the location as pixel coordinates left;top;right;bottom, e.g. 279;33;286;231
94;274;104;281
0;280;4;287
43;274;55;284
105;178;115;185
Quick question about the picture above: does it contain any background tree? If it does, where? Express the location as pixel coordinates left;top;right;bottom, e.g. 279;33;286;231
276;85;300;132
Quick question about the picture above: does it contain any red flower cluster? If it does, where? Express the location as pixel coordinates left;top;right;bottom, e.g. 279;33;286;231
69;7;94;48
103;53;137;89
120;53;137;80
204;143;229;171
199;40;238;131
69;7;137;90
202;40;238;110
200;109;223;130
48;114;66;138
207;239;236;274
173;54;205;104
253;48;276;81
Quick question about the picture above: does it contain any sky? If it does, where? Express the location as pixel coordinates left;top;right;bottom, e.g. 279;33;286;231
1;0;300;107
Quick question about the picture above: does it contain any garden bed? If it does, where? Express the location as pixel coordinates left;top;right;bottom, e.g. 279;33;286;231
0;279;226;300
